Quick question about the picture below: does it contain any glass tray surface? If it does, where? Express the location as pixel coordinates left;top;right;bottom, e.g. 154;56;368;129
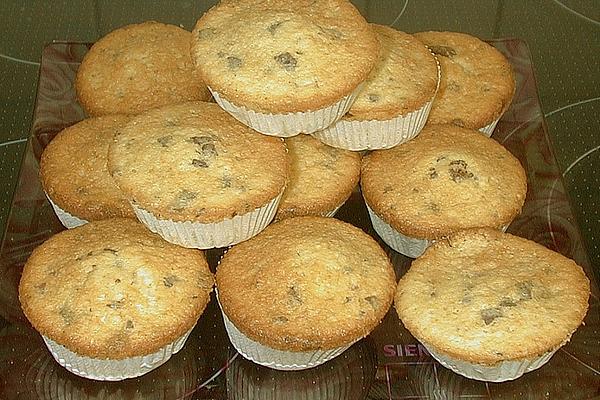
0;40;598;399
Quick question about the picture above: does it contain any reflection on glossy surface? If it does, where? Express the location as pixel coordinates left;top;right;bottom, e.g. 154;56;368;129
226;339;377;400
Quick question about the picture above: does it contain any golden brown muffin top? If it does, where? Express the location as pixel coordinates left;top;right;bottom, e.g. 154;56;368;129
76;21;211;117
414;31;515;129
216;216;396;351
395;228;590;365
40;115;135;221
19;218;214;359
191;0;379;113
108;101;289;222
275;135;360;220
361;124;527;240
345;25;438;121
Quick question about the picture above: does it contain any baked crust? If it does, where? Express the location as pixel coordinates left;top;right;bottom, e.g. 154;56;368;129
414;31;515;129
361;124;527;239
394;228;590;365
19;218;214;359
345;25;438;121
216;216;396;351
275;135;360;220
108;101;289;222
40;115;135;221
191;0;379;113
76;21;211;116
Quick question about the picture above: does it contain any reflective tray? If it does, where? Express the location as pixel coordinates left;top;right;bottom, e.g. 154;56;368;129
0;40;598;399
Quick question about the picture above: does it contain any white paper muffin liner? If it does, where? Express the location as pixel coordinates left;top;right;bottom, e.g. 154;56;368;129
132;192;283;249
366;204;429;258
41;327;193;381
219;305;353;371
423;342;559;382
479;117;501;137
46;194;88;229
209;85;363;137
366;204;511;258
312;99;433;151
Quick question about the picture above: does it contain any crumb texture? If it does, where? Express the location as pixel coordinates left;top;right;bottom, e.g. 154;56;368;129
361;124;527;239
395;228;590;365
414;31;515;129
76;21;211;116
191;0;379;113
276;134;360;220
40;115;135;220
19;219;214;359
108;101;288;222
346;25;438;121
217;216;396;351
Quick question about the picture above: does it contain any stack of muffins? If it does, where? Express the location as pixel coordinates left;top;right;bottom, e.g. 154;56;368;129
20;0;590;384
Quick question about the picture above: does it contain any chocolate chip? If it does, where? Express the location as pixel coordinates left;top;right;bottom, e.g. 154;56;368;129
481;307;503;325
451;118;466;127
317;25;343;40
106;300;124;309
448;159;474;182
201;142;218;158
267;21;285;34
517;282;533;300
364;295;379;309
171;189;198;211
192;159;209;168
35;282;47;294
428;167;438;179
189;136;214;146
274;52;297;72
227;56;242;70
367;93;380;103
287;286;302;305
429;45;457;58
59;305;73;325
197;28;216;40
221;174;232;188
273;315;288;324
103;248;118;255
499;297;517;307
126;320;134;329
344;296;352;303
115;279;121;284
157;136;172;147
163;275;180;288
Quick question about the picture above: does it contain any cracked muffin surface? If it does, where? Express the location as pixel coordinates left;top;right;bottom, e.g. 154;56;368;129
19;218;214;359
394;228;590;365
191;0;379;113
361;124;527;240
216;216;396;351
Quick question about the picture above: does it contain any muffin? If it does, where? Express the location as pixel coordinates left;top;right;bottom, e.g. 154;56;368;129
216;216;395;370
18;218;214;381
191;0;379;137
76;21;211;116
40;115;135;228
108;101;288;249
313;25;439;151
275;134;361;221
361;124;527;258
413;31;515;136
394;228;590;382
